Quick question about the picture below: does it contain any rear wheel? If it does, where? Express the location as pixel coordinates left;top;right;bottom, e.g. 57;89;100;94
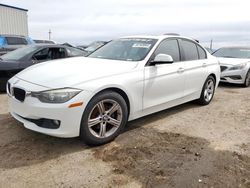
80;91;128;145
244;69;250;87
198;76;215;105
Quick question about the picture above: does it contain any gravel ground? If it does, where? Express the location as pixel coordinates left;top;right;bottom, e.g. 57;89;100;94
0;84;249;188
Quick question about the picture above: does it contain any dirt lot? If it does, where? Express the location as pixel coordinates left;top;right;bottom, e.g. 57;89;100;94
0;84;249;188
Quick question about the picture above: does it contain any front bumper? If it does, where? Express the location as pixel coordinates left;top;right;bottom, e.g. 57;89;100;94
220;65;248;84
7;77;93;138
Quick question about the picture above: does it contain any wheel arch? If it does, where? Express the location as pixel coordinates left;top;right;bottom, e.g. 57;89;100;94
208;73;217;83
89;87;131;118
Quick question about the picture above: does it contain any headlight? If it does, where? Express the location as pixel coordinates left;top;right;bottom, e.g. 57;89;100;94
31;88;81;103
229;63;247;71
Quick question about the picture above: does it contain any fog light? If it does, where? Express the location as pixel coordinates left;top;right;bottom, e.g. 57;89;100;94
53;120;60;126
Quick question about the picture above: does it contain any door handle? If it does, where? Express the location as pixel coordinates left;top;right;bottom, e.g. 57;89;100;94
202;63;207;67
177;67;185;73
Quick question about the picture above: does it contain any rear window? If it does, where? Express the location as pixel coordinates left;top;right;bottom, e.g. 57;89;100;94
197;45;206;59
6;37;28;45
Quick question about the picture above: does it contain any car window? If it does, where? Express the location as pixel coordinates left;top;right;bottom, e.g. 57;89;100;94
153;39;180;62
197;45;206;59
49;48;67;59
181;40;199;61
33;48;50;61
1;46;39;60
33;47;67;61
6;37;28;45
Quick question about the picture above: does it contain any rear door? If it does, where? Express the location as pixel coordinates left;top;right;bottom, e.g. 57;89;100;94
179;39;208;97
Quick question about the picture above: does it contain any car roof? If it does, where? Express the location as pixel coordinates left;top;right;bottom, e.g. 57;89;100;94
120;34;196;41
29;44;70;48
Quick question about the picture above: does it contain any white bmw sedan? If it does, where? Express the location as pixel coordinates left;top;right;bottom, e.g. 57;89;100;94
7;35;220;145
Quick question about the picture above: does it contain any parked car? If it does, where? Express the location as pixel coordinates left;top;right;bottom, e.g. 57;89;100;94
0;35;34;56
0;44;85;91
7;35;220;145
213;47;250;87
34;39;56;44
83;41;108;56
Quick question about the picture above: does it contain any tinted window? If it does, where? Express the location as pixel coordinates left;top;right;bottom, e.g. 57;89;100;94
49;48;66;59
33;48;50;61
33;48;67;61
197;45;206;59
181;40;199;61
6;37;28;45
154;39;180;62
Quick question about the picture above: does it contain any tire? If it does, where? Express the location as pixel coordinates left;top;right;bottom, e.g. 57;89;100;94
197;76;216;105
80;91;128;146
244;69;250;87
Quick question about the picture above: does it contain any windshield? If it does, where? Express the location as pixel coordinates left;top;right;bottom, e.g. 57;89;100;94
88;38;157;61
1;46;38;61
213;47;250;59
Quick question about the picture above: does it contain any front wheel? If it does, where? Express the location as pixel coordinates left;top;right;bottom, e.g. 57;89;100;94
244;69;250;87
198;76;216;105
80;91;128;145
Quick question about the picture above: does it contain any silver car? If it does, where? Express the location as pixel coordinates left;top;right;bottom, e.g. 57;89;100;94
213;47;250;87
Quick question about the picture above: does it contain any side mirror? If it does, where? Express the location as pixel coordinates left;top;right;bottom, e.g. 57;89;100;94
151;54;174;65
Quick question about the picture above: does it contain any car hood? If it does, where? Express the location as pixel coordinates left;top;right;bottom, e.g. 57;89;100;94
218;57;250;66
15;57;138;88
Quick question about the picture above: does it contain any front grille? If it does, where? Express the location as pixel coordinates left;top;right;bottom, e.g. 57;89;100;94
13;87;26;102
220;66;227;72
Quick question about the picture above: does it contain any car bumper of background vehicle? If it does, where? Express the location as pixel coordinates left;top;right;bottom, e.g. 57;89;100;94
220;69;247;84
8;77;92;138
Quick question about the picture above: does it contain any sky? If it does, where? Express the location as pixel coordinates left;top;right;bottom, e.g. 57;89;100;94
1;0;250;48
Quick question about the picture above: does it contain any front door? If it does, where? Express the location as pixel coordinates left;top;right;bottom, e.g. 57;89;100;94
143;39;186;111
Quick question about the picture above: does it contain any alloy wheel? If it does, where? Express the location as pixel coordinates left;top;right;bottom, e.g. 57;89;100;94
87;99;123;138
204;79;215;102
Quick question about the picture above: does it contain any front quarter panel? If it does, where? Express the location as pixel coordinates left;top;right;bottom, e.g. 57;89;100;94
74;68;144;121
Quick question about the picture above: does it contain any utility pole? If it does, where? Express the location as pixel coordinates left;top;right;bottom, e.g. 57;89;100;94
48;29;52;40
210;39;213;50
